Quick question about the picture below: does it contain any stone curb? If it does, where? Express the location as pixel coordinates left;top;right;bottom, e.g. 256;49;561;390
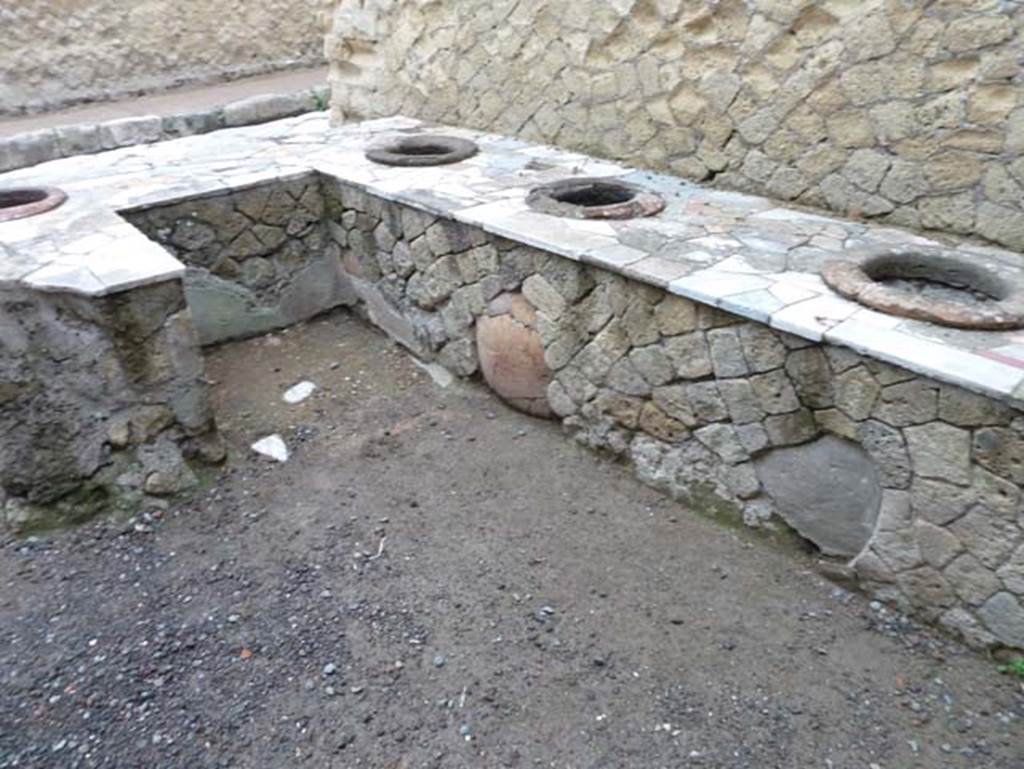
0;86;329;174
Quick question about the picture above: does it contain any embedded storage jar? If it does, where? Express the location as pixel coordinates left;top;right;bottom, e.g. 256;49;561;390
525;177;665;220
0;187;67;223
365;135;479;167
822;245;1024;330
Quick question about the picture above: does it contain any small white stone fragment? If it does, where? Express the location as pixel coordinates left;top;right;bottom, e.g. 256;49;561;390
283;381;316;404
411;358;454;388
251;434;289;462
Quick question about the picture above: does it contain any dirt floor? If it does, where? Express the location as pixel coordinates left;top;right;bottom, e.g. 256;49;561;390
2;310;1023;769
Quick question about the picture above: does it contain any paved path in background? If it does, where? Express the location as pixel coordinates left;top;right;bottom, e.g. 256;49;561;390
0;66;328;137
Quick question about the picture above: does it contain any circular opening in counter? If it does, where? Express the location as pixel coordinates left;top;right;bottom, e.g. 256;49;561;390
0;187;67;223
365;135;479;167
526;177;665;220
822;246;1024;330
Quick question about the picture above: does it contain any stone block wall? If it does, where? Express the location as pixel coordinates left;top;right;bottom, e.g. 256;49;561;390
322;179;1024;651
125;176;355;345
0;0;326;115
324;1;1024;251
0;280;222;532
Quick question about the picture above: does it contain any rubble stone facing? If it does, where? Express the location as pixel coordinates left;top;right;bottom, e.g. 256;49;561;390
125;177;355;345
1;2;324;115
324;1;1024;250
323;178;1024;651
0;280;221;533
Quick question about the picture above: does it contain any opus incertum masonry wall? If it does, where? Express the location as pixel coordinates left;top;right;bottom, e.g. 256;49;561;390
0;0;325;115
324;1;1024;251
1;114;1023;653
319;179;1024;654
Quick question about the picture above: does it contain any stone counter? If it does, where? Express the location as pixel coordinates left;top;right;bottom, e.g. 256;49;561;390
2;114;1024;650
321;177;1024;652
0;279;221;531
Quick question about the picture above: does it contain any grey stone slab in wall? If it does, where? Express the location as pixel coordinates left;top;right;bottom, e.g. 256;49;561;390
755;436;882;557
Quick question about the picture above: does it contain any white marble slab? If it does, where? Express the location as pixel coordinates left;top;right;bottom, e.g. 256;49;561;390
2;112;1024;406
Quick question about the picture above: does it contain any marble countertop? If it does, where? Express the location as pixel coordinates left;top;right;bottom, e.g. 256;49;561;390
3;112;1024;406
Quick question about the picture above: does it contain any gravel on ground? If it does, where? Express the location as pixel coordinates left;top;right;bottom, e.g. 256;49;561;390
2;310;1022;768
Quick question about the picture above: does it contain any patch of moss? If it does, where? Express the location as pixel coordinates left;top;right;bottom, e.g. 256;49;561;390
679;481;814;556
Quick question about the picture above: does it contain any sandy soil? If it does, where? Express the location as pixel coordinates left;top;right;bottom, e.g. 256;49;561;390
1;310;1022;768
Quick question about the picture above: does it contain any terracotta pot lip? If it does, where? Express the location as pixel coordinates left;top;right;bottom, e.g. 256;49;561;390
365;134;479;167
525;177;665;220
0;186;68;223
822;245;1024;330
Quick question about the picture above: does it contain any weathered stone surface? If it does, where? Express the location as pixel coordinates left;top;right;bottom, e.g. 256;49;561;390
1;2;322;117
223;93;317;127
937;385;1011;428
949;506;1021;570
130;180;355;346
852;549;896;584
139;439;198;496
979;592;1024;648
998;545;1024;595
750;370;800;415
607;358;651;397
764;409;816;447
755;436;882;557
785;348;834;408
938;608;997;650
638;403;688;443
622;300;660;347
876;489;912;532
0;130;58;171
99;116;162;149
735;423;769;454
944;554;1001;606
973;427;1024;485
976;202;1024;250
707;328;749;378
718;379;766;425
814;408;858;440
897;567;956;610
694;424;748;465
629;345;675;386
914;520;962;570
651;385;696;428
54;124;103;156
407;257;462;309
654;295;698;335
1;276;218;527
327;1;1024;253
944;15;1014;54
873;380;938;427
687;382;729;424
910;477;971;526
904;423;971;486
439;337;478;378
834;366;880;421
738;324;786;372
664;332;714;379
522;275;567;319
873;528;923;573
